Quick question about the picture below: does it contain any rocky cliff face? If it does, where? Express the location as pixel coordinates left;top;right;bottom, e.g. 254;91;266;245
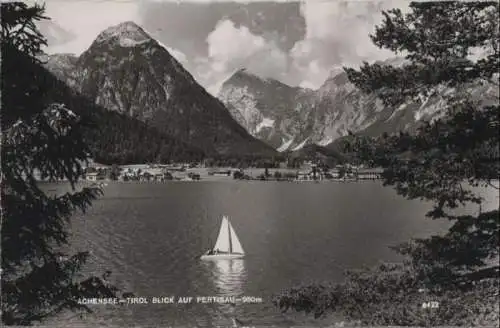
42;53;78;87
218;66;386;151
218;57;498;151
309;69;386;144
6;44;205;165
44;21;275;157
218;69;315;150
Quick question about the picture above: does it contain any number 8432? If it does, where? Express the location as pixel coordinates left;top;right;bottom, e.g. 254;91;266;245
421;301;439;309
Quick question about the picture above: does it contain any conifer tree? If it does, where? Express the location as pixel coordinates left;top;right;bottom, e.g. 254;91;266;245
275;2;499;324
1;2;119;324
343;0;499;285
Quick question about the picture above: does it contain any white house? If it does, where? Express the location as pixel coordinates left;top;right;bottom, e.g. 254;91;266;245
86;172;99;181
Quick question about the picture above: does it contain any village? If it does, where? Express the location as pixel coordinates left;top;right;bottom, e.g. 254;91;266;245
82;161;383;183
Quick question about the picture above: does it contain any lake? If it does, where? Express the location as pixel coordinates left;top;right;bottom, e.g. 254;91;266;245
40;181;498;327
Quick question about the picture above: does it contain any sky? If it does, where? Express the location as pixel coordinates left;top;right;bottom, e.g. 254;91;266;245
35;0;409;95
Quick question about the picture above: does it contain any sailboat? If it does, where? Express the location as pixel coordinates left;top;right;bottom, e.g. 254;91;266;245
201;216;245;260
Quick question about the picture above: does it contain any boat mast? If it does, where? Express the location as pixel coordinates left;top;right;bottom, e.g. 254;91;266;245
227;218;233;254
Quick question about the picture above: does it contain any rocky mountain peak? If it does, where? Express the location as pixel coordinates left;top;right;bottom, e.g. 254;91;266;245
44;22;275;157
218;55;463;152
226;68;266;86
218;69;317;150
93;21;151;47
226;69;305;94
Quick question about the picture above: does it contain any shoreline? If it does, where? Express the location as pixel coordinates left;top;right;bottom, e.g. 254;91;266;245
37;178;382;184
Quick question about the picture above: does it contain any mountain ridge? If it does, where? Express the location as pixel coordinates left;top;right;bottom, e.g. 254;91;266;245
4;43;205;165
218;58;498;152
43;21;276;158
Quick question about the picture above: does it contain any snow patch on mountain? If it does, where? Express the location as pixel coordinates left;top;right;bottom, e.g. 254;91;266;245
119;37;148;47
277;138;294;152
387;103;408;121
414;95;447;121
318;136;333;146
217;55;499;152
292;138;308;151
255;117;274;134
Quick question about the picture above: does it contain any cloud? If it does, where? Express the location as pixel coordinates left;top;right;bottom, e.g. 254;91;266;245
42;0;141;55
200;19;288;94
37;0;412;94
289;0;409;89
193;1;410;94
206;20;287;76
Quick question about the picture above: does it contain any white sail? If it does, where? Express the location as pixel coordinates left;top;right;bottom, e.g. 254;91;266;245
228;221;244;254
202;215;245;259
213;216;231;252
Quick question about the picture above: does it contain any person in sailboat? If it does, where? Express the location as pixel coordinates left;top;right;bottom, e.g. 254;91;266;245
215;248;219;254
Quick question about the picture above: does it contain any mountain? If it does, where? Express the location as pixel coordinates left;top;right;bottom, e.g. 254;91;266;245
41;53;79;86
218;68;315;149
313;56;499;140
288;144;348;164
307;58;408;142
218;67;383;151
36;19;76;49
219;57;498;152
3;43;205;165
44;21;275;157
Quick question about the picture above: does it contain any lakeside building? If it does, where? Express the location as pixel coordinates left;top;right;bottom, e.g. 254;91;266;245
328;170;340;179
85;168;108;181
208;169;231;176
118;167;172;182
120;164;149;171
86;172;99;181
294;166;382;181
296;167;325;180
356;168;384;180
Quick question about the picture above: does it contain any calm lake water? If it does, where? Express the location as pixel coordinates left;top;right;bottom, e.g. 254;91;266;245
40;181;498;327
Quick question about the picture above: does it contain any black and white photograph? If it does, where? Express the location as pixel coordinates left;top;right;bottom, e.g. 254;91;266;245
1;0;499;327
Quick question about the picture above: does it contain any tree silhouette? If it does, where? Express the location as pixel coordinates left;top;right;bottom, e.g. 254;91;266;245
1;2;122;325
275;2;499;324
343;1;499;285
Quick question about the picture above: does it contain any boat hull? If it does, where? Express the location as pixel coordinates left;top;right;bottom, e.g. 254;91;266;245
200;254;244;260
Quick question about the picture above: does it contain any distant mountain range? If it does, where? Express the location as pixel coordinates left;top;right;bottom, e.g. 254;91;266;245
43;21;275;158
219;58;499;152
42;21;498;162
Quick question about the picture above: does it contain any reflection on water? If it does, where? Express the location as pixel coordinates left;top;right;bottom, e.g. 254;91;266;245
204;259;247;297
201;259;247;325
